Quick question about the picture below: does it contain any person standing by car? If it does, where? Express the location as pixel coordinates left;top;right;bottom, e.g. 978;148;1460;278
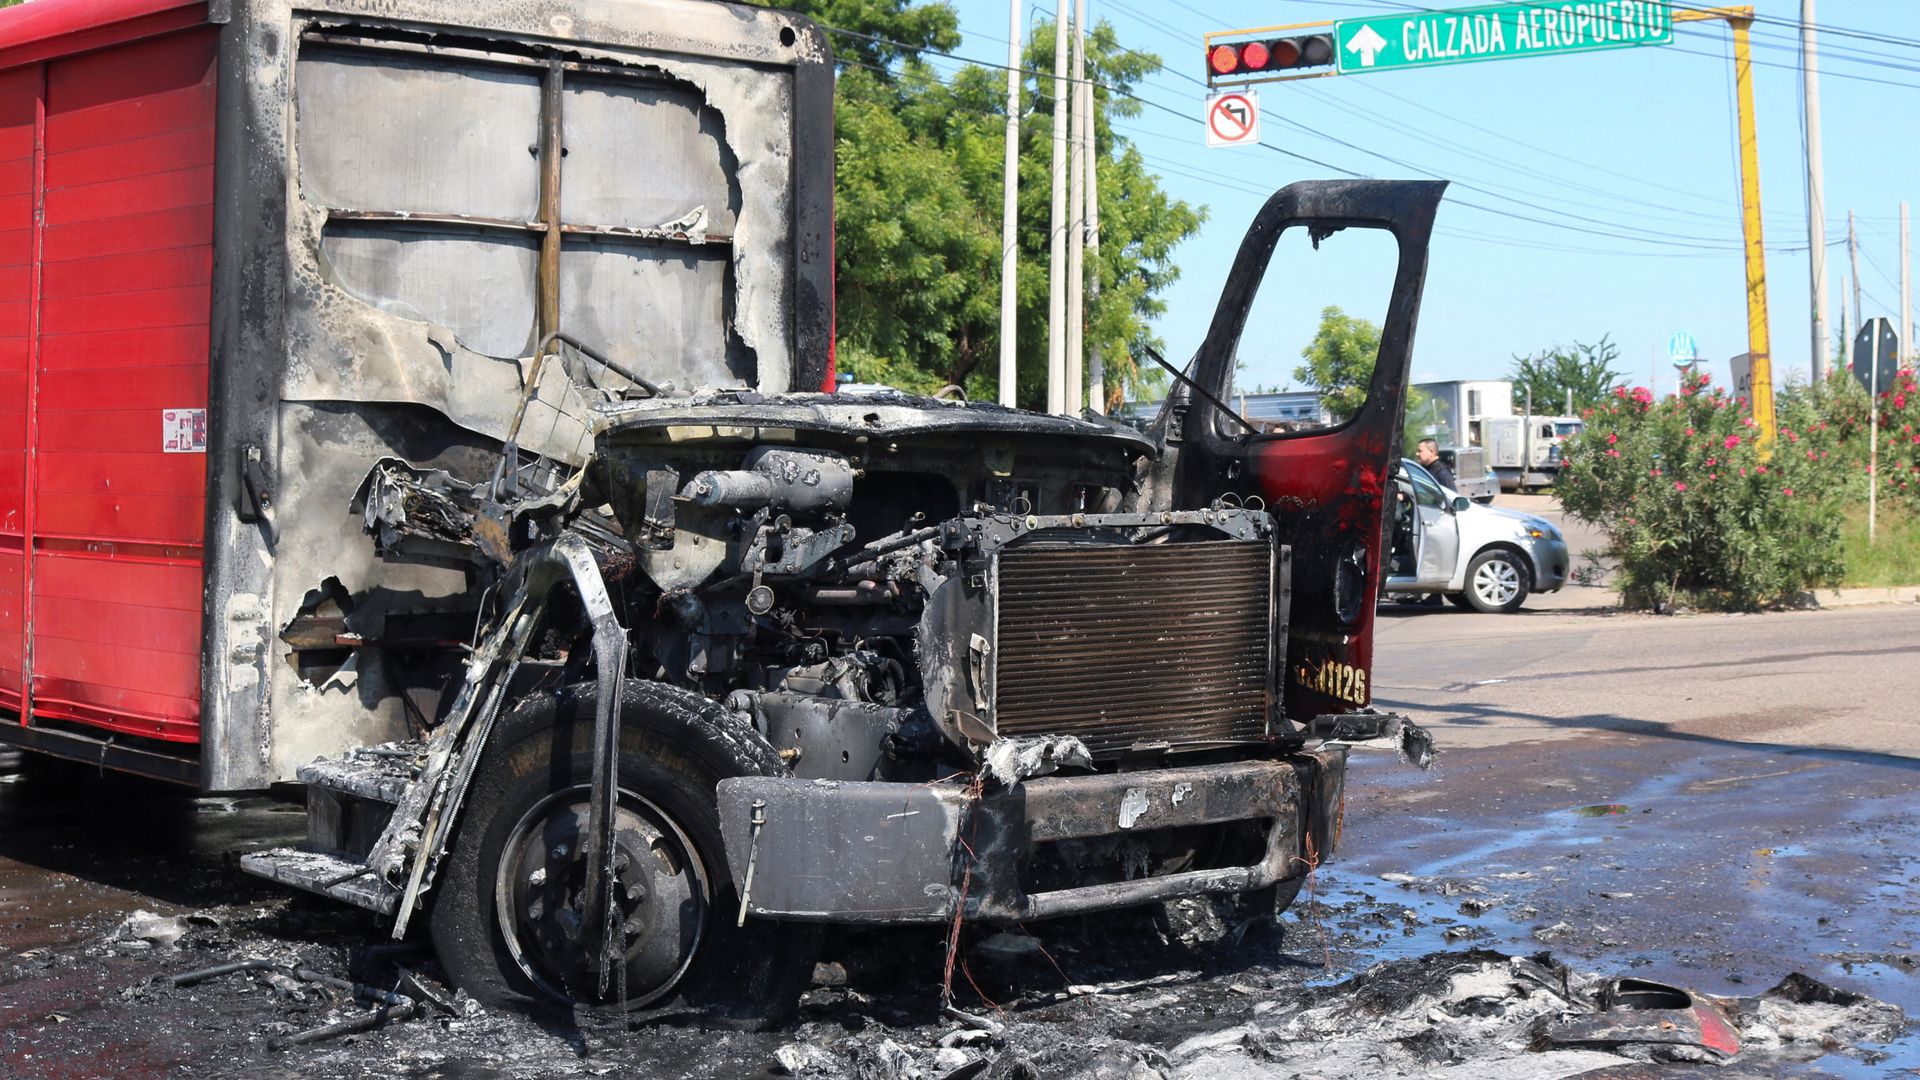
1416;438;1456;493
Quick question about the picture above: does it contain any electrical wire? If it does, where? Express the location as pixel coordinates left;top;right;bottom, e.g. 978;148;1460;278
1090;1;1841;240
896;45;1814;260
817;19;1822;254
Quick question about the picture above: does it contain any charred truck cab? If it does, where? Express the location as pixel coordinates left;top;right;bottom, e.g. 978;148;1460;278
0;0;1438;1022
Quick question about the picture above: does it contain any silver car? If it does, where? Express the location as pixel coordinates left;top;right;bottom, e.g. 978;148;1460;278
1385;458;1568;613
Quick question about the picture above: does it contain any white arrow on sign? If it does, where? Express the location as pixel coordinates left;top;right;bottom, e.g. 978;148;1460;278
1346;24;1388;67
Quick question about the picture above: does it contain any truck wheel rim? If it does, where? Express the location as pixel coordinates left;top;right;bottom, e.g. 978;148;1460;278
1473;559;1520;606
494;785;710;1009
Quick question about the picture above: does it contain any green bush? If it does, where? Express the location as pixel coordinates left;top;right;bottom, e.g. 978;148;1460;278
1557;374;1845;611
1847;368;1920;515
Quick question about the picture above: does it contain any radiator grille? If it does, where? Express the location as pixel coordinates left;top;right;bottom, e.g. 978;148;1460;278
992;539;1274;757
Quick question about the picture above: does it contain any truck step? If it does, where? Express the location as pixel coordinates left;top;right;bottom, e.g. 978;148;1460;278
240;848;397;915
296;741;425;805
297;741;425;862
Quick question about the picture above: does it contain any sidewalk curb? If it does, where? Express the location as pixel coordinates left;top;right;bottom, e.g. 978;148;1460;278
1811;586;1920;608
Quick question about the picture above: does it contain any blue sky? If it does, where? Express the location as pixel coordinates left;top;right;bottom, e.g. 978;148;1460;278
938;0;1914;399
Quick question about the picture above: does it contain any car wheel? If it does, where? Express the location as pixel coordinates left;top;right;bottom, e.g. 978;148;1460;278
1463;548;1530;613
430;681;817;1028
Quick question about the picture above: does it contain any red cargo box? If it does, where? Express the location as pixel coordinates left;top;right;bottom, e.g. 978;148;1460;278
0;2;216;781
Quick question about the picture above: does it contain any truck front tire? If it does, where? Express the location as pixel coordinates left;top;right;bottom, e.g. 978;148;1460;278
429;681;816;1027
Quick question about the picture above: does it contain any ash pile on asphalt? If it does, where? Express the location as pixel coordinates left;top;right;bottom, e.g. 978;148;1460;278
757;944;1905;1080
101;894;1906;1080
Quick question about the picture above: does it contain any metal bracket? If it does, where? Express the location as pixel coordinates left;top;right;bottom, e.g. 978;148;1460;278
236;445;272;523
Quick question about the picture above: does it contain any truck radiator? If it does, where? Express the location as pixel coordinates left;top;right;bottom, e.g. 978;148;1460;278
992;539;1276;758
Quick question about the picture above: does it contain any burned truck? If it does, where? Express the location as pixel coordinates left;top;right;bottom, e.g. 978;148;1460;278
0;0;1437;1023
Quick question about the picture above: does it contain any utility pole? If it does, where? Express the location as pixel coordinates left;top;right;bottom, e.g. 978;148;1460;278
1802;0;1829;381
1045;1;1070;415
1849;211;1862;332
1839;275;1851;377
1064;0;1086;416
1903;201;1912;364
997;0;1021;408
1084;23;1104;415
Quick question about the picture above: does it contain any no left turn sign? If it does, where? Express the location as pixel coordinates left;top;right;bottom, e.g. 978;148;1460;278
1206;90;1259;148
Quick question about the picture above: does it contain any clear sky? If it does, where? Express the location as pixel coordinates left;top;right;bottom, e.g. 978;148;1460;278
938;0;1914;400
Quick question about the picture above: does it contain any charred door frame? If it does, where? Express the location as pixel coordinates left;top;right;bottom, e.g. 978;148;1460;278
1177;179;1447;723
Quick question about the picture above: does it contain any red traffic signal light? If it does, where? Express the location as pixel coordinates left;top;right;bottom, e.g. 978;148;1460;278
1205;33;1336;80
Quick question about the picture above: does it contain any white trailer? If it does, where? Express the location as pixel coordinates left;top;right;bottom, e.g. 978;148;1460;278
1415;380;1583;491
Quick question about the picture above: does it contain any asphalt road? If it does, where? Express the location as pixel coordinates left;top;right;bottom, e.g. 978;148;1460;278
1352;596;1920;1066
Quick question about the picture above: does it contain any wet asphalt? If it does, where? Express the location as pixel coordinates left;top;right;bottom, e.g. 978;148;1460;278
0;585;1914;1076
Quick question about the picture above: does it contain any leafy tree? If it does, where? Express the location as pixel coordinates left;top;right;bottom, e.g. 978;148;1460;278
748;2;1203;408
1292;304;1427;452
1509;335;1625;415
1295;305;1379;422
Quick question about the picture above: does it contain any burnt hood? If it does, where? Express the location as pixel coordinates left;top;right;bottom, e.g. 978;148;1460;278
590;391;1159;456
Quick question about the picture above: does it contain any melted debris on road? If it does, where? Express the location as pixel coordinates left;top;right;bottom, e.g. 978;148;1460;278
4;880;1907;1080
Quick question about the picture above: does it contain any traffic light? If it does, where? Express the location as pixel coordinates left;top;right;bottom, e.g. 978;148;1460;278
1206;33;1335;81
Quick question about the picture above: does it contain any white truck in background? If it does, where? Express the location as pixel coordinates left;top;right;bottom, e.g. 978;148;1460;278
1415;379;1583;493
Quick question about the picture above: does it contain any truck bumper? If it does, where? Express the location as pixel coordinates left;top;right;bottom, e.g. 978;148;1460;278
715;750;1346;925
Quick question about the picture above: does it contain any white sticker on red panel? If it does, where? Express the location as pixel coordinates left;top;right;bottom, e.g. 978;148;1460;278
163;408;207;453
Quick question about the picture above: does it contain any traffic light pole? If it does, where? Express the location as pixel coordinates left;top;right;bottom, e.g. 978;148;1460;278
1674;7;1773;450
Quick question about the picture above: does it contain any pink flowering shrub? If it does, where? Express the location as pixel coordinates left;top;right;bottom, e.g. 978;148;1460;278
1557;373;1844;610
1808;367;1920;513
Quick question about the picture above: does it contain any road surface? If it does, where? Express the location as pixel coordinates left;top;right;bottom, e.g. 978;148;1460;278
1355;597;1920;1063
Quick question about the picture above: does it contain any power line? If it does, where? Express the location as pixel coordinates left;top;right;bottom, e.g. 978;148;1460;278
817;22;1811;254
905;41;1813;259
1089;3;1844;242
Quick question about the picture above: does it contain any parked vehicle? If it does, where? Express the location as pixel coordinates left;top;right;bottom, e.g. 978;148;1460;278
1416;379;1583;491
1386;459;1569;612
0;0;1435;1025
1442;445;1498;503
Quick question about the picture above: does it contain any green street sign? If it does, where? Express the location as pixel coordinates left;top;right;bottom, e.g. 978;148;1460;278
1335;1;1672;75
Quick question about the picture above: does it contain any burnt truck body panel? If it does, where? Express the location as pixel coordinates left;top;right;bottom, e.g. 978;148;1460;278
0;0;833;788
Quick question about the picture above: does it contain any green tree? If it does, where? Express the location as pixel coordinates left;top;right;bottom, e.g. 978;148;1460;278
1293;304;1427;451
1295;305;1379;422
748;2;1203;407
1508;335;1625;415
